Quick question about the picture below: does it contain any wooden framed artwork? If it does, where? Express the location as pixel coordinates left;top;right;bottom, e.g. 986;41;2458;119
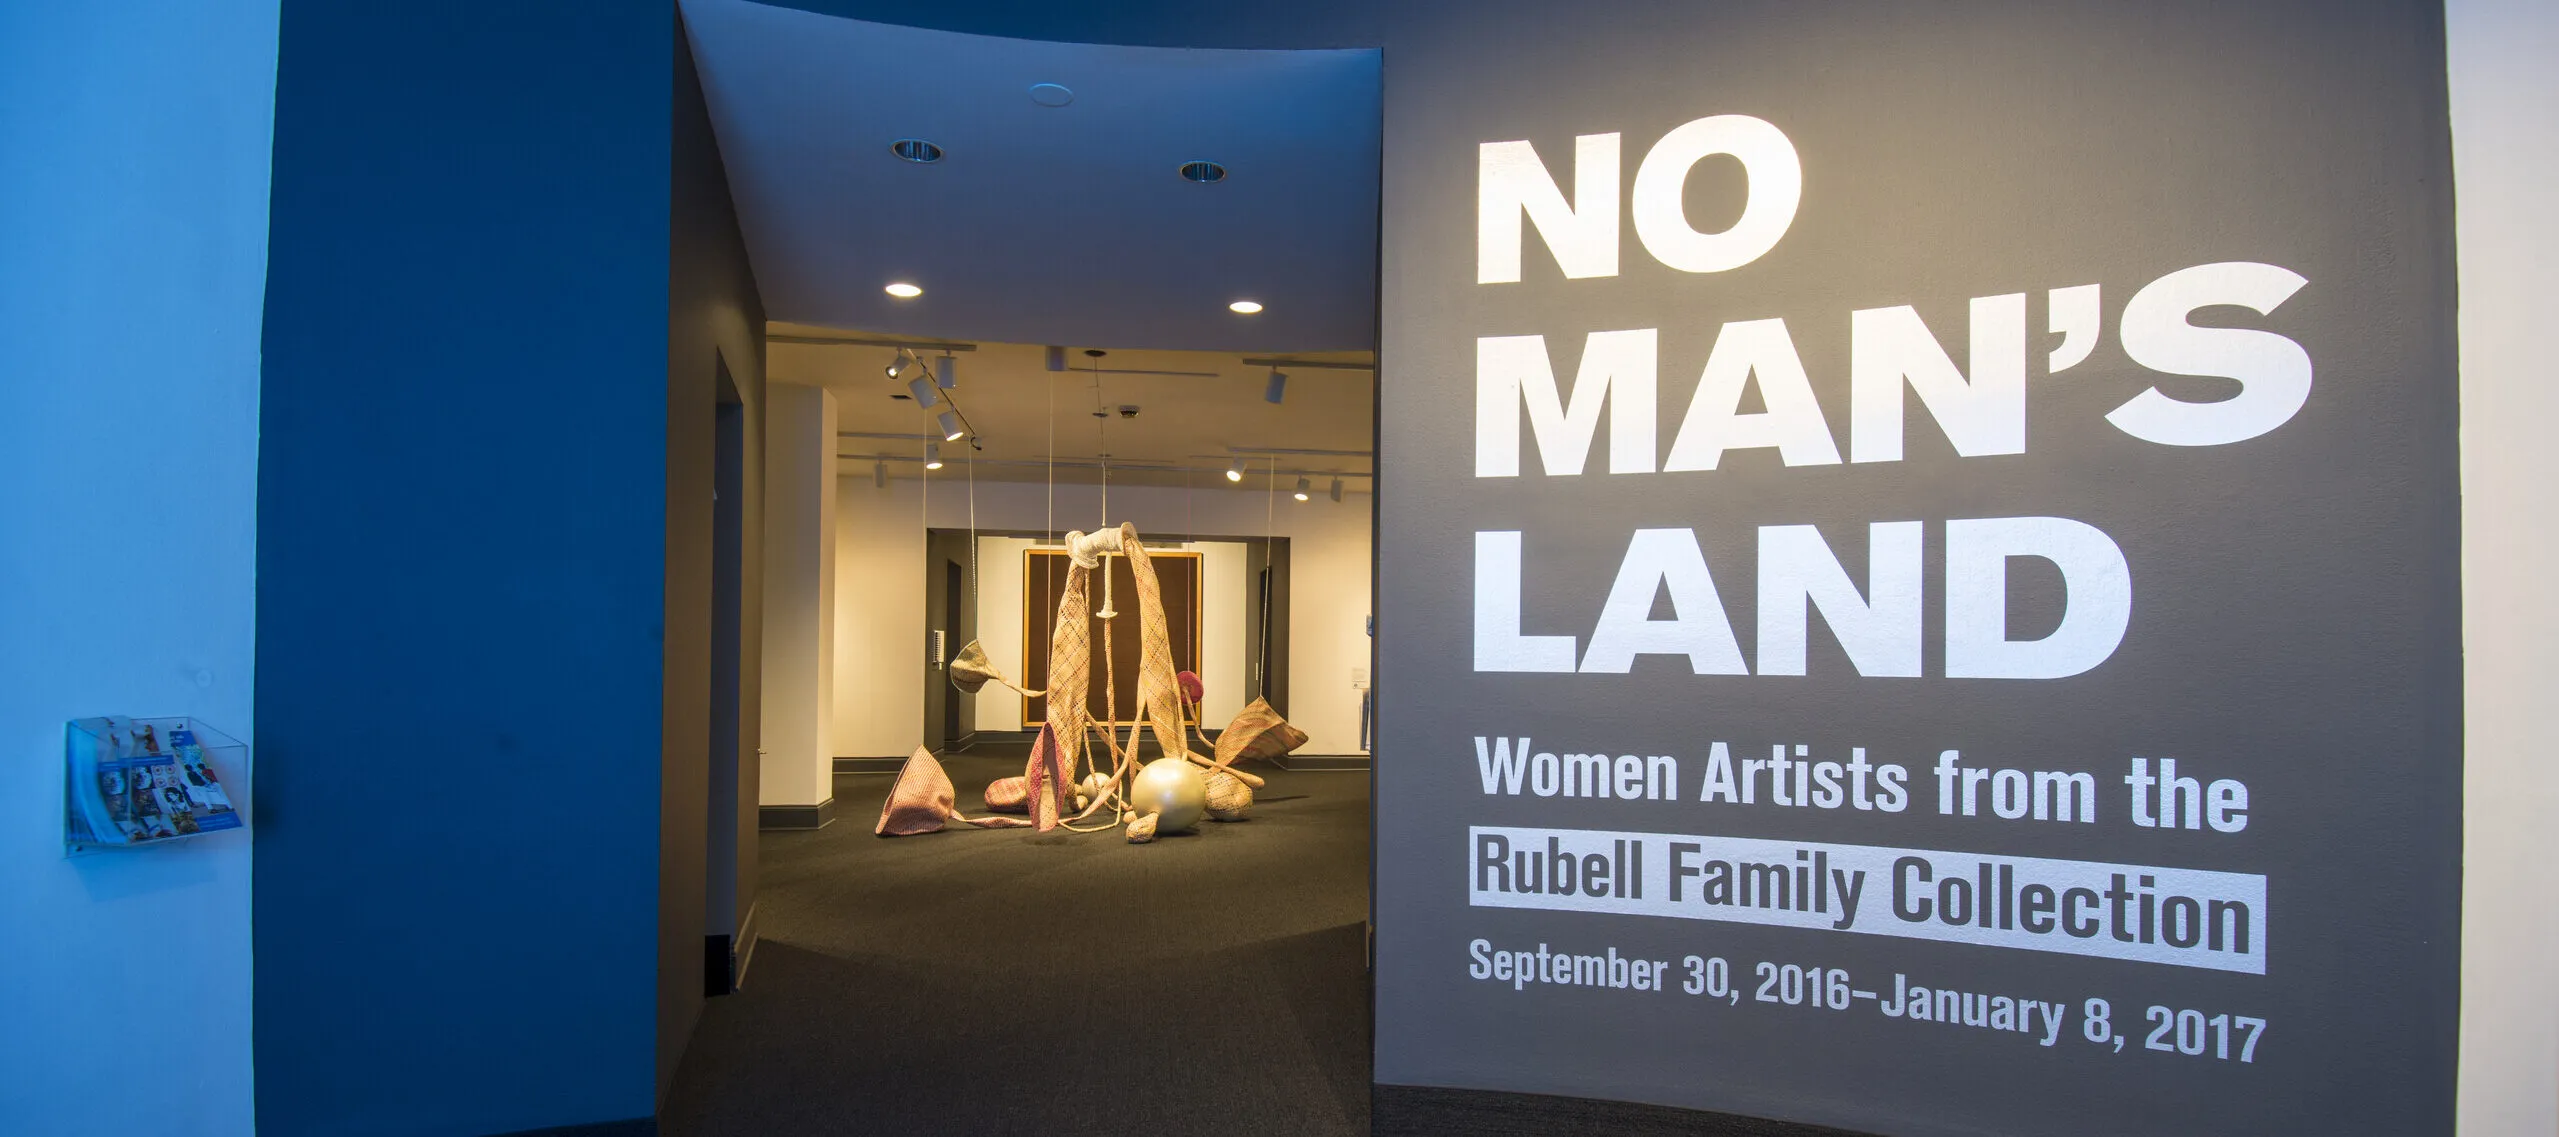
1020;548;1202;728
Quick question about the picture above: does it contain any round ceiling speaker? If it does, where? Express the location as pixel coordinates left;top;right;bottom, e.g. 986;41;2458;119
890;138;944;163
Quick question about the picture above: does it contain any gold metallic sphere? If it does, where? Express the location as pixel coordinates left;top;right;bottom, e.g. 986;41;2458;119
1129;757;1207;832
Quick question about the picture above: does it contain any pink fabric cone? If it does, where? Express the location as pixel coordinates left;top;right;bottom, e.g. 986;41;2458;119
1024;723;1075;831
877;747;1032;836
877;747;958;836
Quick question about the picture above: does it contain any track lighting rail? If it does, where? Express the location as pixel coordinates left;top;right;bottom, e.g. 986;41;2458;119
839;452;1372;481
1215;446;1373;458
1238;357;1373;370
769;333;979;352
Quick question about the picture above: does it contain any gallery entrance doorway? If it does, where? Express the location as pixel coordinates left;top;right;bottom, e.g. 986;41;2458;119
659;3;1384;1133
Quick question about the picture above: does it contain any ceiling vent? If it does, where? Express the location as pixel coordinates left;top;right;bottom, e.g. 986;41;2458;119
890;138;944;164
1179;160;1228;184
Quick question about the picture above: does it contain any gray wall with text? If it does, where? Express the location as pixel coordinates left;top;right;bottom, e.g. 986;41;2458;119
1369;1;2461;1134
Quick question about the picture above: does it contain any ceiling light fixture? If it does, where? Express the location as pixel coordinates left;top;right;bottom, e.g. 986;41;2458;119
889;138;944;163
1293;476;1311;502
937;410;963;442
885;281;923;299
923;442;944;471
1225;458;1245;483
906;376;940;408
1264;367;1288;405
934;354;956;390
1229;300;1264;315
874;460;888;489
1330;477;1344;503
1028;83;1074;107
1180;160;1229;184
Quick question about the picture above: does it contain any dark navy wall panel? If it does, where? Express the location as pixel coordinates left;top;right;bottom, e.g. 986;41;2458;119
255;3;676;1134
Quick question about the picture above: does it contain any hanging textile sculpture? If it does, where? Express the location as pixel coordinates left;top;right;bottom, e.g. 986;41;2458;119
1023;524;1194;833
889;522;1309;841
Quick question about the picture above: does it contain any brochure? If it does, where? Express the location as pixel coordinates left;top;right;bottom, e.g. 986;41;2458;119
67;717;242;847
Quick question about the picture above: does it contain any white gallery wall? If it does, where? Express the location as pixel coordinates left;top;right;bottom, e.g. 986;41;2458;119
0;2;276;1133
831;474;931;760
2447;1;2559;1133
830;475;1373;758
758;383;838;806
1193;540;1249;729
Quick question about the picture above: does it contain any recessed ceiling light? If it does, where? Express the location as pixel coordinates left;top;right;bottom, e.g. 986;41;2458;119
1029;83;1074;107
1180;160;1228;184
890;138;944;163
885;282;922;299
1229;300;1263;315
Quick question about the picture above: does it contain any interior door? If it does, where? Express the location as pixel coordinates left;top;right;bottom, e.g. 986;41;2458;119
942;558;963;744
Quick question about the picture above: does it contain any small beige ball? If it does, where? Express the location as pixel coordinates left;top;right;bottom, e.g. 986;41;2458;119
1129;757;1207;832
1076;772;1110;812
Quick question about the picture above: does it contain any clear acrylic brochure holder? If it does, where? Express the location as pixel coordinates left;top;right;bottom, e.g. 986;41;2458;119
64;716;249;856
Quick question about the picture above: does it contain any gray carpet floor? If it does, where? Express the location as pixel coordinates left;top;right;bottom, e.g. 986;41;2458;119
659;753;1373;1137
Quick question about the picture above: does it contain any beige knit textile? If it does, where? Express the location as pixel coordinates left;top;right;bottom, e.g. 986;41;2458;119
1029;524;1189;831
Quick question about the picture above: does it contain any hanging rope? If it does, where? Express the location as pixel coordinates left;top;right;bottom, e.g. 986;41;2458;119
1101;613;1119;782
1090;351;1111;530
1088;350;1117;619
1045;365;1055;548
1043;365;1056;732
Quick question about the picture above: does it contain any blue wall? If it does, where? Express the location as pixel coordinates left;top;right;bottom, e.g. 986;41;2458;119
253;3;676;1133
0;2;276;1134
